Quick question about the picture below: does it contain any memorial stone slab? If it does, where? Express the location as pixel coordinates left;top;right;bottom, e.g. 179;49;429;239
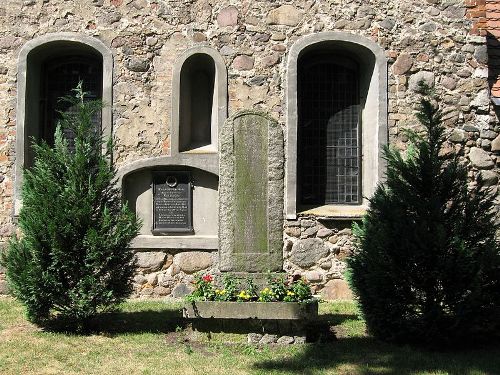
219;111;284;272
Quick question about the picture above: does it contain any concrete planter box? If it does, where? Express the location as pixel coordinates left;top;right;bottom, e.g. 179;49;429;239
183;300;318;320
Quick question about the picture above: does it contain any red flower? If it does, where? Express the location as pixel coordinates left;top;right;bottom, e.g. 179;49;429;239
202;274;213;282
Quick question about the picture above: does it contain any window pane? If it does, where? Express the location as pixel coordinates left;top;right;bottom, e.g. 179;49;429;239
298;55;361;205
42;56;102;146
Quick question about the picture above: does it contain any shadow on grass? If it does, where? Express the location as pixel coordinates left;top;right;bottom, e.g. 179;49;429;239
42;308;185;335
316;313;358;326
253;336;500;375
38;308;358;337
187;313;358;337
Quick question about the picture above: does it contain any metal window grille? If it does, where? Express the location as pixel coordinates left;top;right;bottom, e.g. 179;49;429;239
42;56;102;147
298;56;361;205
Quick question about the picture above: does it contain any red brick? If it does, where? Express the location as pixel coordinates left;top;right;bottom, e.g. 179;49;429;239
469;10;487;17
486;2;500;12
489;29;500;37
491;81;500;98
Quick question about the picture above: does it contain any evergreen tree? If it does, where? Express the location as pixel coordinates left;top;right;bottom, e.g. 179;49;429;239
1;84;140;327
348;84;500;346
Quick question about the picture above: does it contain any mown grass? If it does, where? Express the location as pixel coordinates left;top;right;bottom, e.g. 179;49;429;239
1;296;499;375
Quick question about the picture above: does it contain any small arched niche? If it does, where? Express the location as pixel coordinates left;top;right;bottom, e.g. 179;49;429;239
179;54;215;151
172;47;227;155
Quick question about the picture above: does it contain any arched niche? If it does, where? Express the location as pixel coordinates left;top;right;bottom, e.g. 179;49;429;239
286;32;388;219
121;162;219;250
15;32;113;215
171;46;227;155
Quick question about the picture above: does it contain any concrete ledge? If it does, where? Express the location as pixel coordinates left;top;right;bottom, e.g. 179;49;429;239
131;235;218;250
183;300;318;320
298;205;368;220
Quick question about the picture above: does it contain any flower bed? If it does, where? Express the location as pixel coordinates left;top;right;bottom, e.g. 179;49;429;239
183;273;318;321
185;273;315;303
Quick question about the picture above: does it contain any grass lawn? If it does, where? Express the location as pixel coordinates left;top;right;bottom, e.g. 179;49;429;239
1;296;499;375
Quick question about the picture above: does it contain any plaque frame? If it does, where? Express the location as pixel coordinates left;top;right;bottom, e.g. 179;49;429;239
152;171;194;234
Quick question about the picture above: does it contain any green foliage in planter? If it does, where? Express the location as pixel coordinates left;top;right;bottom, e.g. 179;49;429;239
186;272;313;303
188;274;216;301
348;84;500;346
284;278;312;302
220;273;240;301
0;84;140;328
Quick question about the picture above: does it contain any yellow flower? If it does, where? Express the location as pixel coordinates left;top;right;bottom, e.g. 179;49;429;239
238;290;251;300
287;291;295;296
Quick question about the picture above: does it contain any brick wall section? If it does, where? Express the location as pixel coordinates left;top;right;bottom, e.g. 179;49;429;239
466;0;487;36
487;0;500;36
467;0;500;99
465;0;500;98
487;0;500;97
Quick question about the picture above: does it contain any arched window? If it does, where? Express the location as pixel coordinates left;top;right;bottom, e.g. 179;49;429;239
15;33;113;215
286;32;388;219
298;53;361;205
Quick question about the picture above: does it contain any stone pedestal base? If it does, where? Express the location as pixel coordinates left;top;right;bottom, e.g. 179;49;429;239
183;300;318;339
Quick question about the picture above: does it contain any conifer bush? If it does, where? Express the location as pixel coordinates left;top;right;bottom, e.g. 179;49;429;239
1;84;140;327
348;85;500;346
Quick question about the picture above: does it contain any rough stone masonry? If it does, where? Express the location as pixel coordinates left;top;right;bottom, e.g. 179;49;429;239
0;0;499;299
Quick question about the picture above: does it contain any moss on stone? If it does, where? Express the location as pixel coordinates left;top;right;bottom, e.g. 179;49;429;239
233;114;268;255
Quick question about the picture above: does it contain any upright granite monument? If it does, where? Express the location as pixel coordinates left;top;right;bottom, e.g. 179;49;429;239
219;111;284;273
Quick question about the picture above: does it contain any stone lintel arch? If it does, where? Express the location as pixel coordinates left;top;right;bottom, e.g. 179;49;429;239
286;31;388;219
15;32;113;215
116;154;219;186
171;46;228;156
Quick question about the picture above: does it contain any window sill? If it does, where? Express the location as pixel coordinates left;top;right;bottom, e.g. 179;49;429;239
180;145;217;154
297;204;368;220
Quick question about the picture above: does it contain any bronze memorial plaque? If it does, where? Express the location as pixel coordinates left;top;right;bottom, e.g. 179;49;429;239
152;171;193;234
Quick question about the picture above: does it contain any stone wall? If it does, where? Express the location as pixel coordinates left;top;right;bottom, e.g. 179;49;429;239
132;250;216;298
0;0;499;299
283;218;355;300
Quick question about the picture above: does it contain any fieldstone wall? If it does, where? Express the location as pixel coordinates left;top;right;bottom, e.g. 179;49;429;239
0;0;498;298
132;250;217;298
283;218;355;300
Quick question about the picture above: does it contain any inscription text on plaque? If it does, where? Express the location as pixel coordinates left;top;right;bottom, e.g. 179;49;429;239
152;171;193;234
